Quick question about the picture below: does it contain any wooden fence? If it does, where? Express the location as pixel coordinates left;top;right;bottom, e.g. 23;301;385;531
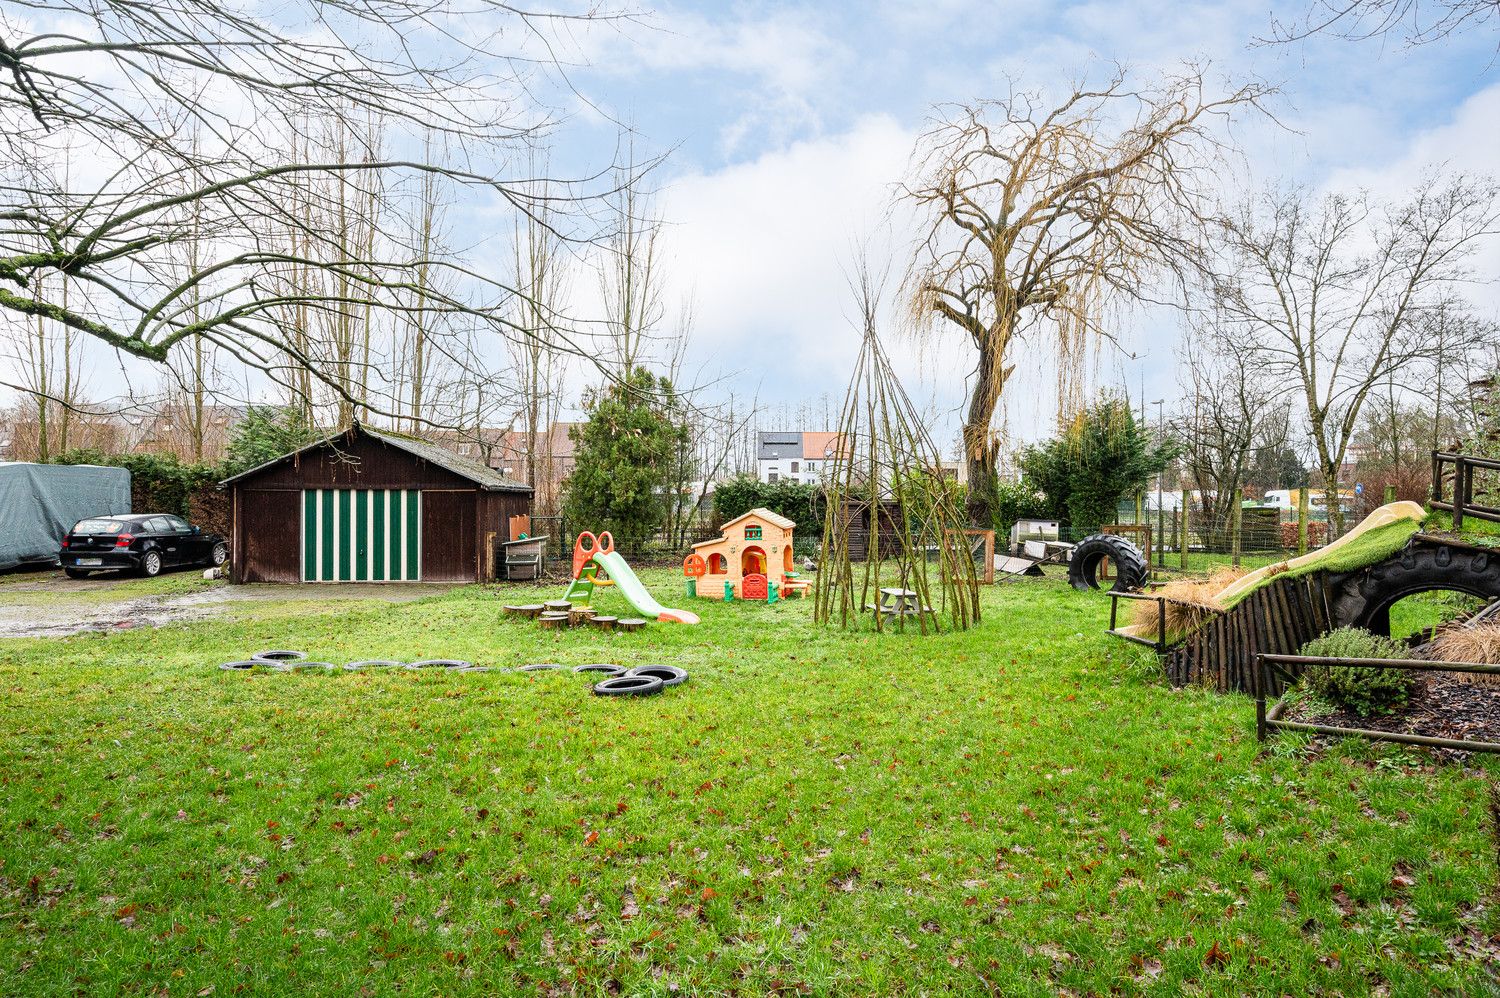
1431;450;1500;528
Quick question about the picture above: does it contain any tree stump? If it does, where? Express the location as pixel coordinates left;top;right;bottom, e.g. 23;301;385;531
569;606;598;626
616;618;646;632
590;616;618;631
505;603;545;618
538;613;570;630
544;599;572;612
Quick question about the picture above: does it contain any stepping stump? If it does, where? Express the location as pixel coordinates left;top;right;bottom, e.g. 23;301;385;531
568;606;598;627
538;613;570;630
505;603;545;619
589;615;618;631
544;599;572;613
616;618;646;632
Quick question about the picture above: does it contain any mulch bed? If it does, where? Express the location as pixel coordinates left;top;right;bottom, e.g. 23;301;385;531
1282;672;1500;754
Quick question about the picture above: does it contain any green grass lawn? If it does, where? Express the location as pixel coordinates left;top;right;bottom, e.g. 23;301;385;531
2;571;1497;995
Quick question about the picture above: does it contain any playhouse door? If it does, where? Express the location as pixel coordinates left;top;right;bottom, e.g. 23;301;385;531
742;574;768;600
741;546;766;577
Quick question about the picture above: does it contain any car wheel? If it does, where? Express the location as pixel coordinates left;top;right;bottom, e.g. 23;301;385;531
210;542;228;566
139;551;162;577
64;567;91;580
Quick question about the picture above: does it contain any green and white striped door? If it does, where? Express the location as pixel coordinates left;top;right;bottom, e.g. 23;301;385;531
301;489;421;582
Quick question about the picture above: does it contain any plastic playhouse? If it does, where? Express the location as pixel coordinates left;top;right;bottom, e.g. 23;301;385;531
682;508;810;602
564;531;700;624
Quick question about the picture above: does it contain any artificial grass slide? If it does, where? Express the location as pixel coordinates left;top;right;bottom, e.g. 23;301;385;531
1215;501;1426;610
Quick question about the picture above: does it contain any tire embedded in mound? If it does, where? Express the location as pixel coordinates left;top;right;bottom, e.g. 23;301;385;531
344;660;405;671
625;665;688;687
252;649;307;663
519;663;565;672
407;659;470;670
592;675;664;697
276;661;338;672
573;664;627;676
1068;534;1149;593
219;660;266;671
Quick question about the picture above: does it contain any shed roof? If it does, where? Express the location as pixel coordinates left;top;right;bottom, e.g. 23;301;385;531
221;422;532;492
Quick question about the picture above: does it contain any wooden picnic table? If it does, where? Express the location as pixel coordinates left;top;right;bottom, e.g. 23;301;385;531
873;587;932;617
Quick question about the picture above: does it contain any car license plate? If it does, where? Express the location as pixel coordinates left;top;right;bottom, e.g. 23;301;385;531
77;558;102;566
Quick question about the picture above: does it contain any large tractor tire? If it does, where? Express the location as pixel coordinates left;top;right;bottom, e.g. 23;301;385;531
1328;542;1500;636
1068;533;1149;593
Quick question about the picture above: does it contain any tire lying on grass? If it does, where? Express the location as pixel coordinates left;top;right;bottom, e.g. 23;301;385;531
592;675;665;697
219;660;269;671
519;663;565;672
1067;534;1149;593
252;650;308;663
276;661;338;672
459;666;509;673
407;659;470;670
625;665;688;687
344;660;405;671
573;664;627;676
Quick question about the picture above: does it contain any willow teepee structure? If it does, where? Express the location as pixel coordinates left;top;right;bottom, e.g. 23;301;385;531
815;267;981;634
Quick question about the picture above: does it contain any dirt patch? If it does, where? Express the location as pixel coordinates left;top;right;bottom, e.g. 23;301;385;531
1283;672;1500;754
0;572;457;638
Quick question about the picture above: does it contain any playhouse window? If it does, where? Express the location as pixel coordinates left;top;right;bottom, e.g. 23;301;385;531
707;553;727;574
745;525;762;540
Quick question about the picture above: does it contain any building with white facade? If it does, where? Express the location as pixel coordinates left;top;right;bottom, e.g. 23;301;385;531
756;431;844;484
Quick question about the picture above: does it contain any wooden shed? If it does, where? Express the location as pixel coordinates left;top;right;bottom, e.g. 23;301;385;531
222;423;532;583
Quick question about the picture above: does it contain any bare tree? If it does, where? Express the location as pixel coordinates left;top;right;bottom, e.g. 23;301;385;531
1175;318;1290;530
598;134;666;374
1;0;636;424
1266;0;1500;48
1212;175;1500;529
902;66;1272;528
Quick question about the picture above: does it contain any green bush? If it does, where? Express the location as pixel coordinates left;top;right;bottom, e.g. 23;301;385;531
1298;627;1412;717
711;475;824;531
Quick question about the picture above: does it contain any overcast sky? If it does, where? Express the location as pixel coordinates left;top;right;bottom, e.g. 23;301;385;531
5;0;1497;451
547;0;1500;444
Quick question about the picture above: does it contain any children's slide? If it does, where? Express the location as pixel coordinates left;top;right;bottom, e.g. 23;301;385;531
566;532;700;624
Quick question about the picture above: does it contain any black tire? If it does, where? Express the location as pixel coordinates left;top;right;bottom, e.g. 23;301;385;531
592;675;664;697
218;660;265;671
344;659;405;671
210;542;228;567
253;650;307;663
519;663;565;672
460;666;508;673
407;659;470;670
63;568;90;580
1329;542;1500;636
625;664;688;687
276;661;338;672
1068;534;1149;593
139;550;162;578
573;664;627;676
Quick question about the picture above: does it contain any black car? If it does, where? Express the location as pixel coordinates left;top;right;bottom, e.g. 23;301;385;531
60;513;228;579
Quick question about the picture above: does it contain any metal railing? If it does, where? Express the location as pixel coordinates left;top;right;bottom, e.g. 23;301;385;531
1431;451;1500;528
1255;653;1500;754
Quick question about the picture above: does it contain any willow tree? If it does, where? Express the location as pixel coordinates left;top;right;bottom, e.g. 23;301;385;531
902;67;1270;529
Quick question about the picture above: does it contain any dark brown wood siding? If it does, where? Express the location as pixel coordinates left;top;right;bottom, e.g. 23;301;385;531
234;489;302;582
232;433;475;491
420;489;477;582
228;428;532;583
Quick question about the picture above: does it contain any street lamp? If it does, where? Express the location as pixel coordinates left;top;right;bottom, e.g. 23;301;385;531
1152;400;1165;568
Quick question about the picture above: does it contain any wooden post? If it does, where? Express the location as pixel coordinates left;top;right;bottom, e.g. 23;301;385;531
1454;456;1467;530
1231;488;1243;569
1134;491;1144;526
1296;489;1309;557
1179;489;1190;571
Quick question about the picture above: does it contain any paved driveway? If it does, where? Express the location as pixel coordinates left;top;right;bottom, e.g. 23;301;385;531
0;569;456;638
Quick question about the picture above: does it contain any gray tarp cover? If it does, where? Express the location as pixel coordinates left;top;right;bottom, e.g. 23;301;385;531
0;463;132;570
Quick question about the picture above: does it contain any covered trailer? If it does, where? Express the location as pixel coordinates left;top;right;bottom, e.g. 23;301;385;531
0;462;132;571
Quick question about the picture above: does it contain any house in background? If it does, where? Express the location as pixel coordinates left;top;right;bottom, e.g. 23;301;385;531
756;431;844;485
429;421;581;516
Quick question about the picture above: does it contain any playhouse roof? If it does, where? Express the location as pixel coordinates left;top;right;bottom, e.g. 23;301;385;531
693;507;795;548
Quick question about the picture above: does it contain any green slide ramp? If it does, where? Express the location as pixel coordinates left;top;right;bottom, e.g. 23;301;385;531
592;550;699;624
